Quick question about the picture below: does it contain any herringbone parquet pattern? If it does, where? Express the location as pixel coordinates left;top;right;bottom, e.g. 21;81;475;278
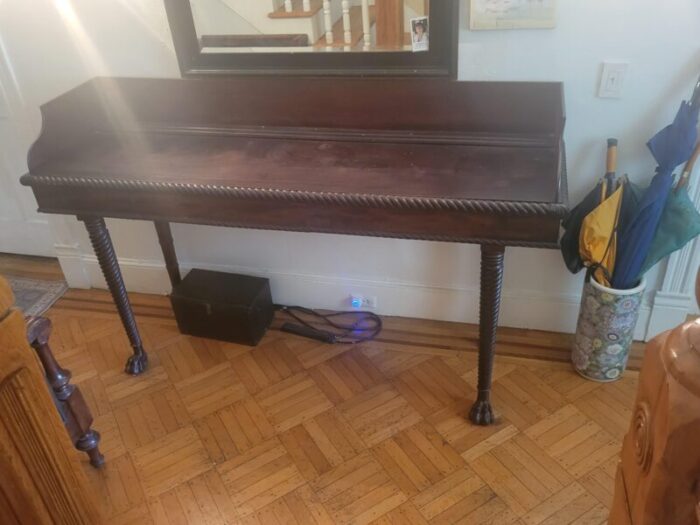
46;289;638;525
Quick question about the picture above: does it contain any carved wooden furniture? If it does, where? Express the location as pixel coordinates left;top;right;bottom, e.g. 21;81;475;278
610;272;700;524
26;316;104;468
0;276;100;524
20;76;567;425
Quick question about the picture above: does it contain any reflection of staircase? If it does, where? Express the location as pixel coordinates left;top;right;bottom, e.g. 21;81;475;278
315;5;376;48
269;0;323;19
268;0;374;48
198;0;408;51
266;0;327;43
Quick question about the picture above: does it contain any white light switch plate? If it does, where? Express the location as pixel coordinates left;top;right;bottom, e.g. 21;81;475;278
598;62;629;99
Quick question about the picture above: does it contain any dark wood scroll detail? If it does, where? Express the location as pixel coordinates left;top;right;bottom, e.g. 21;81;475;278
80;216;148;375
469;244;505;425
200;34;310;48
26;316;104;468
155;221;181;287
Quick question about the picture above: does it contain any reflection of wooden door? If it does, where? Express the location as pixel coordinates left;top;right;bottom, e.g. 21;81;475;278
376;0;405;48
0;277;99;524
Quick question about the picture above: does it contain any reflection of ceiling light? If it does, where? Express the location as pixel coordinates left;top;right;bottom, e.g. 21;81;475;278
53;0;81;28
50;0;151;154
51;0;106;75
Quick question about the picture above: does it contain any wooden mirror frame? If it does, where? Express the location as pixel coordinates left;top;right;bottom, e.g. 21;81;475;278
163;0;459;77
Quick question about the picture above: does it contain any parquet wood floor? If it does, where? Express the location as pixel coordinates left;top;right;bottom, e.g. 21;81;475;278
43;289;638;524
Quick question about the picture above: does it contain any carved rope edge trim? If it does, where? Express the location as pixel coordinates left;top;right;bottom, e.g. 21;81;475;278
20;174;568;217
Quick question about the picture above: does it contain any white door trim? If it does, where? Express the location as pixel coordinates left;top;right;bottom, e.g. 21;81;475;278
645;171;700;340
0;34;53;257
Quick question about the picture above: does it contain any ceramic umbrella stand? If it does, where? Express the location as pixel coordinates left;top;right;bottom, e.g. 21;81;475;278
571;277;646;382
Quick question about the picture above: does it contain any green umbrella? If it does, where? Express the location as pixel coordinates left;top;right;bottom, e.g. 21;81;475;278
638;142;700;277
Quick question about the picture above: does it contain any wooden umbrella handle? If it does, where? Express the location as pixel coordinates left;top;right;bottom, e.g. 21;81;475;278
606;138;618;176
677;141;700;191
691;74;700;108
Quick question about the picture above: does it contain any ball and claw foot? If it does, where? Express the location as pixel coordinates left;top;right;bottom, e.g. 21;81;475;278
125;349;148;375
469;398;494;426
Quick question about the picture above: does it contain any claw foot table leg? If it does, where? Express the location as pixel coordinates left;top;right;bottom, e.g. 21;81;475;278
80;216;148;375
469;244;505;426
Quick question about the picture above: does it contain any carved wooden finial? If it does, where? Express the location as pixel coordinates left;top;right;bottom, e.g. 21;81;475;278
0;275;14;318
612;268;700;523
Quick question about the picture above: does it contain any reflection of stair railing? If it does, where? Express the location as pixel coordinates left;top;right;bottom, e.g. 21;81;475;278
323;1;334;44
275;0;368;49
361;0;371;49
343;1;351;44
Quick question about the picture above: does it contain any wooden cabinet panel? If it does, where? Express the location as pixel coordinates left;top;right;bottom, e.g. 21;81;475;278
0;277;99;524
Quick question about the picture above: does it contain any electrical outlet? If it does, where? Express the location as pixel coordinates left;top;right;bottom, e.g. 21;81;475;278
362;296;378;309
350;294;363;309
598;62;629;99
349;294;378;309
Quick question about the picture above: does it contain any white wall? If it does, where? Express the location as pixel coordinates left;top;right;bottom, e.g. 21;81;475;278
0;18;56;256
190;0;260;37
1;0;699;339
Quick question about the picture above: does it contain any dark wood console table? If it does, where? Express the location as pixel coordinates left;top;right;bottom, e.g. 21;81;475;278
21;76;567;425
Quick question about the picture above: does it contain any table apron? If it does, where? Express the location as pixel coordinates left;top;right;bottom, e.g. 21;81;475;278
33;186;560;247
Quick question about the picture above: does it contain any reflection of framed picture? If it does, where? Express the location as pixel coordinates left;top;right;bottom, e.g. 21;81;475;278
470;0;557;30
410;16;429;52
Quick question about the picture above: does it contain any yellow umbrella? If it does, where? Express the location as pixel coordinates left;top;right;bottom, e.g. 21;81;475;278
579;180;624;286
578;139;624;286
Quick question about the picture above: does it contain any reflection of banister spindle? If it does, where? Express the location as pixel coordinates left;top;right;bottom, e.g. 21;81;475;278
342;0;351;45
284;0;292;13
303;0;310;10
323;0;333;45
361;0;370;50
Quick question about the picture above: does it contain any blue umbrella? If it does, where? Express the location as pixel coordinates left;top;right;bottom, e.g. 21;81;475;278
612;85;700;289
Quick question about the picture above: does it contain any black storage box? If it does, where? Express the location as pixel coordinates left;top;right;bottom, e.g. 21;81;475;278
170;269;274;346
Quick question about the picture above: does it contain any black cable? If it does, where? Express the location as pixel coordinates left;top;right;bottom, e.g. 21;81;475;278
275;305;382;344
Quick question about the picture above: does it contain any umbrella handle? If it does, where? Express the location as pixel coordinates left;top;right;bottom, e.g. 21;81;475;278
677;141;700;192
606;138;618;177
691;74;700;108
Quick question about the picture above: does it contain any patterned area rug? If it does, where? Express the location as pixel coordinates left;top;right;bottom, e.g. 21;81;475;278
7;277;68;316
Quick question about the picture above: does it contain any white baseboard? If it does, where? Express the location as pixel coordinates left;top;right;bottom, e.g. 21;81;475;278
54;243;92;289
58;253;652;340
0;218;54;256
645;291;693;341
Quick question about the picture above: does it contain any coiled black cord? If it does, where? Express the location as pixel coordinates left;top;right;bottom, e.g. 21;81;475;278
276;305;382;344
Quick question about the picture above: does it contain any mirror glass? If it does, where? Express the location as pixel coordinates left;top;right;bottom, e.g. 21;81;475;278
190;0;431;54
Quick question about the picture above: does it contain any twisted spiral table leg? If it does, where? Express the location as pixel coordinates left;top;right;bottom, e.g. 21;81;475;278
154;221;181;288
80;216;148;375
469;244;505;425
